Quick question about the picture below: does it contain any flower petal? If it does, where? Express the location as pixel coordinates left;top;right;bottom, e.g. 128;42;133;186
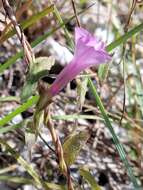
75;27;92;45
86;38;105;50
48;27;111;97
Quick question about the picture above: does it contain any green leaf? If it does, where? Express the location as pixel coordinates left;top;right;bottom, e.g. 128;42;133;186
63;131;89;166
50;2;74;49
21;56;55;102
20;82;37;102
80;168;101;190
32;56;55;75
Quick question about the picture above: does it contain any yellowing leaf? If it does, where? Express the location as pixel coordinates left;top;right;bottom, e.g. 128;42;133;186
63;131;89;166
80;168;101;190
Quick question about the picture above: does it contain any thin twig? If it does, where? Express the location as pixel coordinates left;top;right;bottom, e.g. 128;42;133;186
38;133;56;154
71;0;81;27
124;0;136;32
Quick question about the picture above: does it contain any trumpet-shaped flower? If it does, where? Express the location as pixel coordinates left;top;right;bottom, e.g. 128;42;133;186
48;27;111;96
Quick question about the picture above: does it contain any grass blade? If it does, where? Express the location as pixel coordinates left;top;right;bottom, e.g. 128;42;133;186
106;23;143;52
0;96;38;127
88;77;139;189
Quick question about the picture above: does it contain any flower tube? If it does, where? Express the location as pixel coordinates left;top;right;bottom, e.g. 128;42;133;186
37;27;111;110
49;27;111;96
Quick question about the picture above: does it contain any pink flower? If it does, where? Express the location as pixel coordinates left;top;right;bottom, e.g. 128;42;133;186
49;27;111;96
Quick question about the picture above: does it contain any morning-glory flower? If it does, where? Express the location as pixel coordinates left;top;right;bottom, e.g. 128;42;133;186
49;27;111;96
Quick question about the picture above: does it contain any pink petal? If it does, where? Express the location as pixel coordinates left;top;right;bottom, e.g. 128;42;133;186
75;27;91;45
48;27;111;97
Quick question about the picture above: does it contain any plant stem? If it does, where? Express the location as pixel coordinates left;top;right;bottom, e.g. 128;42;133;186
44;108;74;190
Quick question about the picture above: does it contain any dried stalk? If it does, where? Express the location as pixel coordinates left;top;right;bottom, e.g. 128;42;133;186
2;0;34;65
44;107;74;190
